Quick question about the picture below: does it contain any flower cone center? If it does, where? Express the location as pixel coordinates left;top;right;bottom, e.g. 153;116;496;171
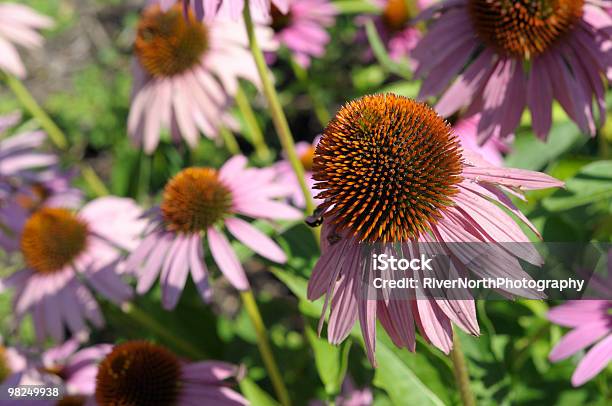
383;0;414;31
0;346;11;384
15;183;50;212
300;146;315;172
161;167;233;233
57;395;86;406
271;5;292;32
313;93;463;243
135;4;208;77
95;341;181;406
20;208;88;274
468;0;584;59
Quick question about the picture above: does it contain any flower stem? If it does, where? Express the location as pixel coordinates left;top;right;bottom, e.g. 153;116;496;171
2;73;109;196
2;73;68;149
450;329;476;406
235;84;272;162
220;126;241;155
121;302;206;360
242;1;315;216
240;290;292;406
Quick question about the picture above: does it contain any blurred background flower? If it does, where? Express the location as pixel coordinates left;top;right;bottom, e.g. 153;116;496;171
413;0;612;141
0;2;52;78
95;340;247;406
127;156;301;308
0;197;144;342
129;2;276;153
266;0;338;68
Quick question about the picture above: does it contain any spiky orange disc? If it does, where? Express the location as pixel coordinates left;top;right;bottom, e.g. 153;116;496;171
20;208;89;274
468;0;583;59
382;0;414;31
57;396;87;406
0;346;10;384
135;4;208;78
161;167;233;233
95;341;181;406
313;93;463;243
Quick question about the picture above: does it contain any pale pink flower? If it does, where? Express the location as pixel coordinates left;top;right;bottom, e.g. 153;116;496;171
129;2;276;153
1;338;110;405
308;94;563;364
413;0;612;142
310;376;373;406
548;251;612;386
0;2;53;78
0;338;27;388
127;156;302;309
0;197;146;342
0;168;83;252
359;0;435;62
454;114;508;167
549;300;612;386
95;340;247;406
266;0;337;68
176;0;289;21
0;112;57;181
274;138;322;208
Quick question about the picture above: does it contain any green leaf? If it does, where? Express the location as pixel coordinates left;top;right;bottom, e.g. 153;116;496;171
271;267;322;318
373;340;446;406
333;0;380;14
239;377;281;406
505;121;586;170
306;326;352;396
542;160;612;211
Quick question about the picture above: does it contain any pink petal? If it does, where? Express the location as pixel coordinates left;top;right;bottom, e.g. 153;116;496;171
207;227;249;291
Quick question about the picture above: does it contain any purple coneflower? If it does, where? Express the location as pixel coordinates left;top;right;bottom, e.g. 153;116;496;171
95;340;247;406
0;197;145;342
548;300;612;386
176;0;289;21
0;112;57;181
129;2;276;153
2;338;111;405
0;168;83;252
0;2;52;78
412;0;612;141
308;94;563;363
266;0;337;67
548;252;612;386
362;0;434;62
0;339;27;388
127;155;302;309
454;114;507;167
274;138;322;208
310;376;373;406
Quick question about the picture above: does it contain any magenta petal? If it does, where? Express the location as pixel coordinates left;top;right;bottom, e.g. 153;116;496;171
225;217;287;263
549;321;609;362
207;227;250;291
571;334;612;386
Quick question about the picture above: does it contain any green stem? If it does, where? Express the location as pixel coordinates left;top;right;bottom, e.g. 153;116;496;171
242;1;315;216
240;290;292;406
235;84;272;162
219;126;241;155
289;59;330;127
121;302;206;360
3;73;67;149
2;73;109;197
81;165;109;196
450;330;476;406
